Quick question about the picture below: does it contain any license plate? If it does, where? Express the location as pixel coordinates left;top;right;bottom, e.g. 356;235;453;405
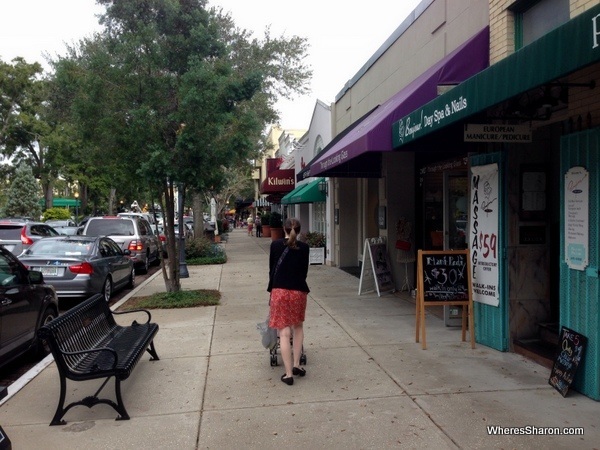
39;267;61;277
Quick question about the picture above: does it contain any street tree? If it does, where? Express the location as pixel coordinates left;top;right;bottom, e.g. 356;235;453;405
0;57;63;209
2;164;42;219
50;0;311;291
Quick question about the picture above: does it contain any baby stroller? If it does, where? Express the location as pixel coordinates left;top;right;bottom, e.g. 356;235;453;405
270;331;307;367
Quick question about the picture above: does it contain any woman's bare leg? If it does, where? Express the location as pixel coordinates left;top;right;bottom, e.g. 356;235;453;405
279;326;293;378
292;323;304;368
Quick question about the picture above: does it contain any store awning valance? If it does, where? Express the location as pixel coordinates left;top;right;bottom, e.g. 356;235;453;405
252;197;272;207
281;178;326;204
305;27;489;178
393;5;600;148
281;184;305;204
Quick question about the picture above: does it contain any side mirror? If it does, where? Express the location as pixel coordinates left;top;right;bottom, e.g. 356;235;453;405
123;249;132;256
29;270;45;284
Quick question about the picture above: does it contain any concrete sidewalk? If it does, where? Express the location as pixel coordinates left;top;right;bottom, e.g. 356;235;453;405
0;228;598;449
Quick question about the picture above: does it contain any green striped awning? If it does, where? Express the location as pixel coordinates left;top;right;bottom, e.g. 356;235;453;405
281;178;326;204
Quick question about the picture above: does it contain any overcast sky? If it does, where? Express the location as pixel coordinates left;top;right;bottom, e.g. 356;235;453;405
1;0;421;129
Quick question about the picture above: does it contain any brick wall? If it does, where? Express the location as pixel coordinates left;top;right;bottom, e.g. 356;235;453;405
489;0;600;64
489;0;514;64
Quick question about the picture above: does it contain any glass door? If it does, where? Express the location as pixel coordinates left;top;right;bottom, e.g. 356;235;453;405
445;172;469;250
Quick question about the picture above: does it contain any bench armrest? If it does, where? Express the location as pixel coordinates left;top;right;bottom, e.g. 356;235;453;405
112;308;152;325
59;347;118;371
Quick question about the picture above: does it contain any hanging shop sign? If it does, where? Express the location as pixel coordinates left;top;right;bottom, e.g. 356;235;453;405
470;163;500;307
564;166;589;271
464;124;531;143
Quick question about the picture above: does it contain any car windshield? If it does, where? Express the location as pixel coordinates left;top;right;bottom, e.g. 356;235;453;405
25;239;94;256
86;219;135;236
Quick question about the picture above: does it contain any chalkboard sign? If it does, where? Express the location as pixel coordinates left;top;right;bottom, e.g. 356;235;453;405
416;249;474;349
420;252;469;301
549;326;587;397
358;238;394;296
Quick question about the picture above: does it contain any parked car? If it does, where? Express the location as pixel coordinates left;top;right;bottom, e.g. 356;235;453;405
46;219;76;228
0;220;60;256
117;211;156;225
0;245;59;369
18;235;135;302
82;216;160;274
53;225;81;236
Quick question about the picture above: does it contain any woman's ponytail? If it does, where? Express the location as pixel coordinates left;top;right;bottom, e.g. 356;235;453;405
284;217;301;249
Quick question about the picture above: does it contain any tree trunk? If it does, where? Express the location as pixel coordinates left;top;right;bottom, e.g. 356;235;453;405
162;181;181;292
43;178;54;211
192;192;203;238
108;188;116;214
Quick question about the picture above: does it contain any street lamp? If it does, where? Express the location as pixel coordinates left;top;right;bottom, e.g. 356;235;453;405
74;192;79;226
177;183;189;278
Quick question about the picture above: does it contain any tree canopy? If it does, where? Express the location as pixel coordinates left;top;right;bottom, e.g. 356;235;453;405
46;0;311;290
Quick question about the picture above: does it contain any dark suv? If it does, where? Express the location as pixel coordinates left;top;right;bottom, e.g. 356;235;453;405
0;245;59;369
82;216;160;274
0;220;60;256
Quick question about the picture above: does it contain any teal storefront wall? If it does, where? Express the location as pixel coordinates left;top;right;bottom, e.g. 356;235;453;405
560;128;600;400
470;152;508;351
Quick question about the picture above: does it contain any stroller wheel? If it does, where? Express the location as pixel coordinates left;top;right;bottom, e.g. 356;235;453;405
300;354;307;365
270;354;278;366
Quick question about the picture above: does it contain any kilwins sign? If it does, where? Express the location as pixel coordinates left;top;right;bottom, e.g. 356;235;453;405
260;158;295;194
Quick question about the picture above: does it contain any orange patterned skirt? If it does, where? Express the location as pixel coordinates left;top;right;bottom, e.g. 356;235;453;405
269;288;307;329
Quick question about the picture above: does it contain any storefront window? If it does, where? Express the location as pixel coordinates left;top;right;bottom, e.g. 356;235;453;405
512;0;569;49
420;157;469;250
312;201;326;235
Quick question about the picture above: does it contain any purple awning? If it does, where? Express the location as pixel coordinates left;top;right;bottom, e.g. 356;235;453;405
307;27;489;178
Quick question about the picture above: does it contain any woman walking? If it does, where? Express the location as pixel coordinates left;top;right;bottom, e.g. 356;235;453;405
268;217;310;385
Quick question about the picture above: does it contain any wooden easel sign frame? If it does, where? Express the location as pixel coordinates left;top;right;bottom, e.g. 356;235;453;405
416;249;475;349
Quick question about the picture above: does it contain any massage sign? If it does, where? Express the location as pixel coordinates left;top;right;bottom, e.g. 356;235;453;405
470;163;500;307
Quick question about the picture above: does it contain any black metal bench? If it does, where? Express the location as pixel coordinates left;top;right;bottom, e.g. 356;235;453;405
38;294;159;426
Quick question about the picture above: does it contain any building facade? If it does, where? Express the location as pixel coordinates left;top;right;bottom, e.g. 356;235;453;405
300;0;600;400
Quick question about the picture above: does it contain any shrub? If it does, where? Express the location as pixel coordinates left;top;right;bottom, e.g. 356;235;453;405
185;236;227;264
260;212;271;225
43;207;72;221
269;211;283;228
185;236;215;258
302;231;326;248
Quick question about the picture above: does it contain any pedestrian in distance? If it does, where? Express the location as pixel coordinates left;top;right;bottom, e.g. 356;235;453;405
247;215;254;236
267;217;310;386
255;215;262;237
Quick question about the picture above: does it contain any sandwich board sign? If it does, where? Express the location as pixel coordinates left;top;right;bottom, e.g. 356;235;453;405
358;238;394;296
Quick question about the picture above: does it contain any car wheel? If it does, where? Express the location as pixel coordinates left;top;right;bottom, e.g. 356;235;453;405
137;253;149;274
102;276;113;302
34;306;58;357
151;250;161;266
127;266;136;289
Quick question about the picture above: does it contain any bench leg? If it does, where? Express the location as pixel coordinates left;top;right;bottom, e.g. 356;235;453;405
146;340;160;361
49;376;130;425
113;378;130;421
49;374;69;426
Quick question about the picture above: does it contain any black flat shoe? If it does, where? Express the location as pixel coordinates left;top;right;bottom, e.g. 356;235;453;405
281;374;293;385
292;367;306;377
